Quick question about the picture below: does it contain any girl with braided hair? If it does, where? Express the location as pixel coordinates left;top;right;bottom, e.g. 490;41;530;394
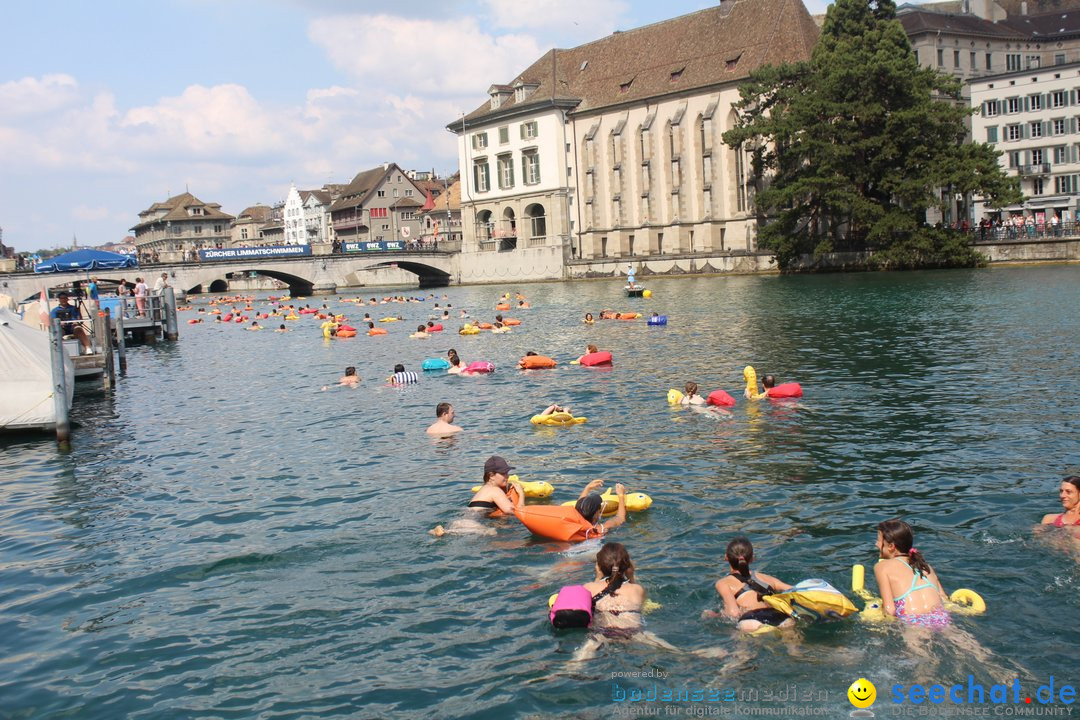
710;537;793;633
874;518;950;628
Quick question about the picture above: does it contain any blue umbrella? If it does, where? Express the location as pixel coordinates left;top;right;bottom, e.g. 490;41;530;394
34;248;138;273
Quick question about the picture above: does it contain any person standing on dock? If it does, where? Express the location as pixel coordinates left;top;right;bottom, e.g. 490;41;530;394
153;272;170;295
134;278;148;317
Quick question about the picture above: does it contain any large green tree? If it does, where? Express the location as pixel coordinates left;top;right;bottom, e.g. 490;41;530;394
723;0;1022;269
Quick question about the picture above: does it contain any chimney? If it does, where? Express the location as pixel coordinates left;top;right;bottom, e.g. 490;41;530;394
1021;0;1028;13
383;162;390;171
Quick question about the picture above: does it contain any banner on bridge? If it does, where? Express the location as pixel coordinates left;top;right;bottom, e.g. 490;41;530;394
343;241;405;253
199;245;312;261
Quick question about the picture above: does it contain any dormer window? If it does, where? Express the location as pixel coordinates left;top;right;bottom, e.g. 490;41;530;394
488;85;512;109
513;82;540;103
670;67;685;82
620;79;634;94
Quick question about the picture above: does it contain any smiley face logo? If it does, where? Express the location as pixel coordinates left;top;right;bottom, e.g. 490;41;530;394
847;678;877;709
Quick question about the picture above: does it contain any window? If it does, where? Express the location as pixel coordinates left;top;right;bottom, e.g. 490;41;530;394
600;236;608;257
986;53;992;71
369;207;388;218
1055;53;1066;66
521;121;538;140
401;211;416;220
1009;151;1022;168
1032;148;1044;165
970;51;976;70
1052;90;1067;108
214;225;223;233
241;228;249;240
377;190;385;197
392;188;398;197
735;148;747;212
987;126;999;143
984;100;1000;117
405;189;413;197
522;150;541;185
1032;178;1044;195
1007;124;1021;141
954;50;960;68
1055;174;1077;193
1007;97;1021;113
497;154;514;189
382;224;390;231
1026;55;1041;69
472;132;488;150
1054;146;1069;164
1029;94;1044;111
473;161;490;193
937;48;944;66
1054;118;1067;135
671;159;681;186
612;198;621;223
193;225;202;234
498;126;509;144
1031;121;1043;138
1007;53;1022;71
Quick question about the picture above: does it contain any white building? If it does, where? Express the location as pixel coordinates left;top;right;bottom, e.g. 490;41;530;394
449;0;821;266
283;185;334;246
970;61;1080;223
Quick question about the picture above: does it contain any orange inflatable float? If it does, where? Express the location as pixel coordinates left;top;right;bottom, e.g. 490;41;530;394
368;328;388;336
503;318;522;326
496;303;511;311
514;505;598;542
477;322;494;330
336;329;357;338
519;355;557;369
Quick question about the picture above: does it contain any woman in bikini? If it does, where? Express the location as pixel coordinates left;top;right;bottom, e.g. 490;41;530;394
710;537;793;633
430;456;523;536
1041;475;1080;527
571;543;677;661
873;518;950;628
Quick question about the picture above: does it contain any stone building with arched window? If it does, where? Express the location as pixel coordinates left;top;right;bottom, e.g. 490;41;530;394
449;0;820;278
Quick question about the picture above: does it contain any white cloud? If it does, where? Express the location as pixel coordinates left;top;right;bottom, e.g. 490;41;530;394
0;74;80;118
72;204;110;222
481;0;628;37
309;15;542;96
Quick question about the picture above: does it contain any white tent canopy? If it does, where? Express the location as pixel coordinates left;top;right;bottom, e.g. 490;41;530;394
0;308;73;431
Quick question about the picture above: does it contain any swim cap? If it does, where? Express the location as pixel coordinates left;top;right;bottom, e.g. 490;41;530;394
575;493;603;521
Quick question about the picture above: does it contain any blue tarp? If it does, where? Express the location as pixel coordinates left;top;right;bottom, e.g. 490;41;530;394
34;249;138;273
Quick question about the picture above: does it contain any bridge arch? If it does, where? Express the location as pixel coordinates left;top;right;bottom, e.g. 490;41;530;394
182;268;315;297
356;260;451;289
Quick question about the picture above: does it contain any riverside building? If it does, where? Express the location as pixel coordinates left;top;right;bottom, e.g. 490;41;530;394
449;0;821;278
131;192;234;262
970;60;1080;222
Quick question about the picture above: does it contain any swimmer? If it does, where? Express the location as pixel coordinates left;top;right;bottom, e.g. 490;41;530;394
570;543;678;662
573;479;627;537
518;299;531;308
537;403;573;417
1041;476;1080;526
430;455;524;536
707;537;794;633
460;309;469;318
447;354;465;375
575;344;599;363
874;518;950;628
745;372;776;400
322;366;360;391
426;402;463;436
248;321;262;330
680;382;706;406
583;312;594;325
389;363;419;386
410;324;430;339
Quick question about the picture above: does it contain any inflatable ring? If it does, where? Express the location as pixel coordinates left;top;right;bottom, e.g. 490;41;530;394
471;475;553;499
560;491;652;515
531;412;587;426
548;593;662;612
948;588;986;614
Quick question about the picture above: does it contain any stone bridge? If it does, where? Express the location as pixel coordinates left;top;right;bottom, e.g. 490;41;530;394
1;251;461;302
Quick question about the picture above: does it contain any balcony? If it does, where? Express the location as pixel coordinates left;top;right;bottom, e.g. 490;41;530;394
1018;163;1051;176
332;215;365;231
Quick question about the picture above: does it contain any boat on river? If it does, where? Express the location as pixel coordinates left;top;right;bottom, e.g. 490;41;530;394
0;308;74;432
625;284;646;297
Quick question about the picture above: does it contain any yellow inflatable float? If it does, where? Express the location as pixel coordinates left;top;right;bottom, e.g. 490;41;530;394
560;491;652;515
380;317;400;323
530;412;587;427
459;324;480;335
851;564;986;622
667;389;684;405
284;314;301;321
471;474;553;499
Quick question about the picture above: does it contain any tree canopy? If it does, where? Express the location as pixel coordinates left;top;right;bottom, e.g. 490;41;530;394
722;0;1022;268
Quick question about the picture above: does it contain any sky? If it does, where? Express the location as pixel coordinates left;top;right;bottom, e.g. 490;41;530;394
1;0;834;253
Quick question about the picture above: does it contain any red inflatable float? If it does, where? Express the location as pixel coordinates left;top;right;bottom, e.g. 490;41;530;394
579;351;613;367
766;383;803;398
707;389;737;407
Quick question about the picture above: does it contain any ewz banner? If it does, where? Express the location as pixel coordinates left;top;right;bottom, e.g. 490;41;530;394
343;241;405;252
199;245;313;261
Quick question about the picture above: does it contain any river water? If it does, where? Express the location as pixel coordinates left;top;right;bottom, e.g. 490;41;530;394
1;266;1078;719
